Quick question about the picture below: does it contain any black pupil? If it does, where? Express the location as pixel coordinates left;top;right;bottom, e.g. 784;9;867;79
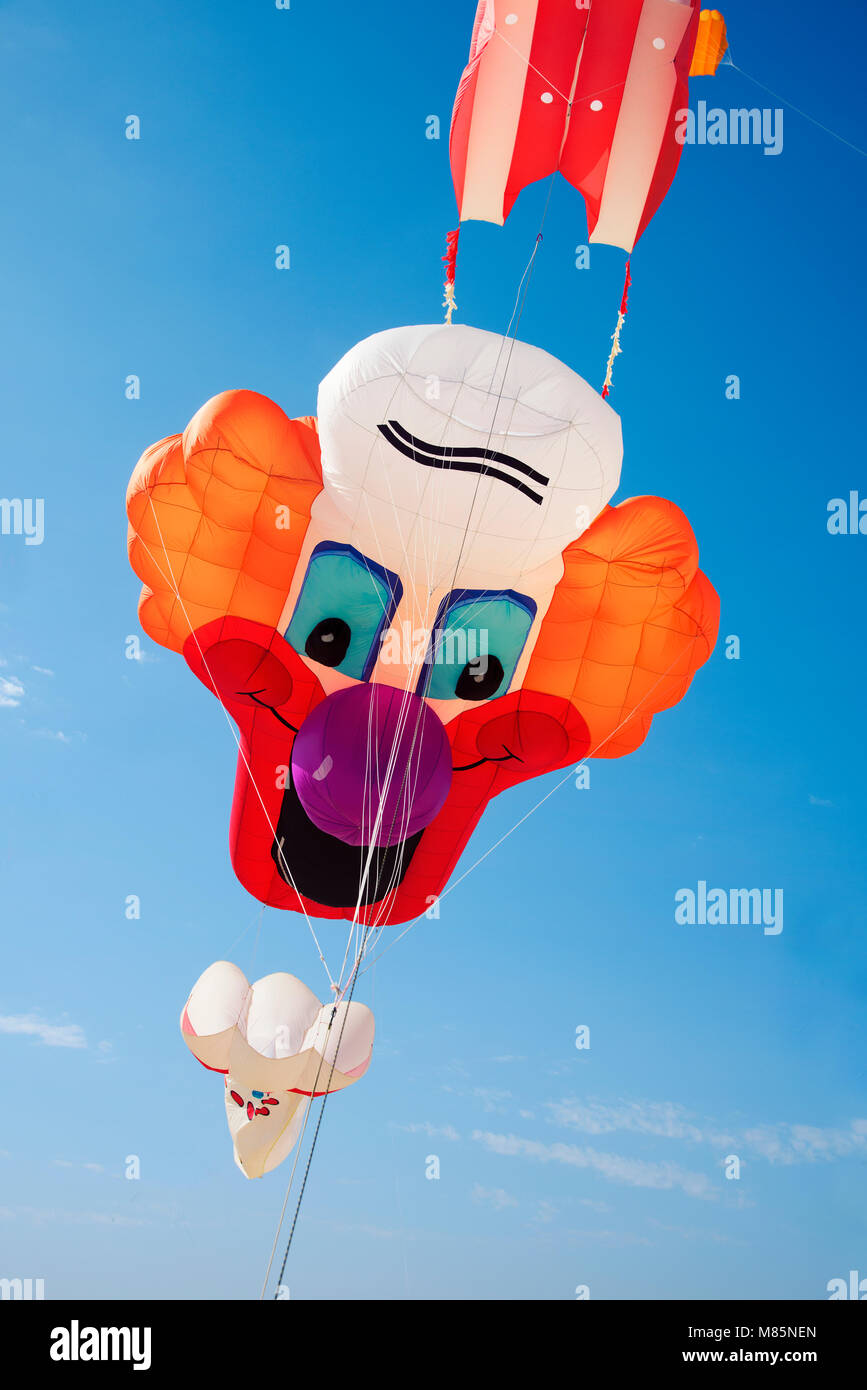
306;618;351;667
455;655;504;701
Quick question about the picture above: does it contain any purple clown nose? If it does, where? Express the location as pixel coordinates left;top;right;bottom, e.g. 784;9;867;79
291;684;452;848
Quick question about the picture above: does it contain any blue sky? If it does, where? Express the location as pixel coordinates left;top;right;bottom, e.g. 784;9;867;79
1;0;866;1300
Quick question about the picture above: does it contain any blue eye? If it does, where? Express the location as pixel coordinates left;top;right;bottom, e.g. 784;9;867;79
285;543;401;681
419;590;536;702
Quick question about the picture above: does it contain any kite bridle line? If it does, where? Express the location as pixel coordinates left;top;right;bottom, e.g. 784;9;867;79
258;608;711;1297
136;502;336;992
259;219;579;1288
139;190;700;1289
259;412;461;1296
426;172;556;696
337;171;614;981
322;206;562;974
263;914;376;1299
360;626;711;976
327;327;473;968
354;203;560;968
723;52;867;161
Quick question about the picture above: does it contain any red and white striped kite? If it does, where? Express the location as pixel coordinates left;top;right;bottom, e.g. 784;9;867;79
449;0;702;253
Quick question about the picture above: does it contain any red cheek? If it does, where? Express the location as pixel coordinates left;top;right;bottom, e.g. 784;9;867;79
201;639;294;709
476;710;573;771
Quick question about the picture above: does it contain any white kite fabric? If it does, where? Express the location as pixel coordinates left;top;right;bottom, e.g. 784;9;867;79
181;962;375;1179
314;322;623;594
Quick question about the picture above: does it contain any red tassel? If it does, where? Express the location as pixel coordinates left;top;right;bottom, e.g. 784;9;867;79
602;257;632;400
618;259;632;317
442;228;460;286
442;228;460;323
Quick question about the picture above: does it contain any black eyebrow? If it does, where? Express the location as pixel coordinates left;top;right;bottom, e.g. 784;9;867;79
384;419;549;484
377;421;547;504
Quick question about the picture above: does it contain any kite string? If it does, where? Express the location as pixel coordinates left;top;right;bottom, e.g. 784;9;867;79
261;207;559;1278
329;357;460;968
353;194;556;966
336;316;460;946
258;1028;335;1300
361;631;709;974
136;501;335;990
264;164;693;1273
259;1132;306;1299
322;204;553;975
426;175;556;704
220;906;263;958
345;353;463;956
492;25;624;109
356;182;558;965
724;61;867;160
268;914;375;1298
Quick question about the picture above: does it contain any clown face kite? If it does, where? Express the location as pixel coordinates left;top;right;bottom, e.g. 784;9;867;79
127;324;718;924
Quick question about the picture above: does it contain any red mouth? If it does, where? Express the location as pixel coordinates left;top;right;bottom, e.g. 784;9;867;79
183;617;591;924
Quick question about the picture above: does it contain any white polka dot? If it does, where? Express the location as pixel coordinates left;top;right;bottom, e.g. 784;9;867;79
653;36;666;50
505;12;518;23
541;92;554;104
590;99;603;111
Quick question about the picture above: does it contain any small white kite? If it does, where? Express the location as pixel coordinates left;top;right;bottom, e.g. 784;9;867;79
181;962;374;1178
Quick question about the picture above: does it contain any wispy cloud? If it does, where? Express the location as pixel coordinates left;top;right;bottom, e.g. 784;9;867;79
0;1013;87;1050
0;676;24;708
472;1087;512;1113
472;1183;518;1210
440;1081;512;1112
547;1098;733;1147
742;1120;867;1164
472;1130;715;1199
395;1121;460;1142
578;1197;612;1214
546;1097;867;1167
535;1199;558;1223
